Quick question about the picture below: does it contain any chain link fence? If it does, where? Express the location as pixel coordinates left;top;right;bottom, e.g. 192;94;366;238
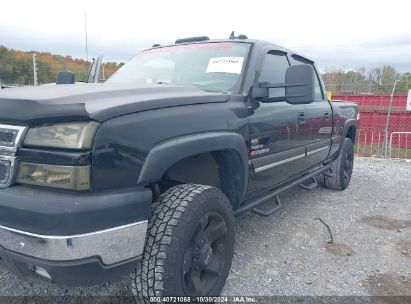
355;130;411;159
334;95;411;159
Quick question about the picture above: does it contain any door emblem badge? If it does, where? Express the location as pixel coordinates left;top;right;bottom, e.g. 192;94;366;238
250;138;260;145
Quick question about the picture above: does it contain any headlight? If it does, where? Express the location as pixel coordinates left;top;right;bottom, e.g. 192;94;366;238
17;162;90;190
24;122;99;149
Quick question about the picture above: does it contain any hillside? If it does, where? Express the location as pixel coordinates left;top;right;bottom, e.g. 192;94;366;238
0;45;123;85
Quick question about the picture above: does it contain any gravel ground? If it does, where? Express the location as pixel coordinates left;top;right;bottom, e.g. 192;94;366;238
0;157;410;298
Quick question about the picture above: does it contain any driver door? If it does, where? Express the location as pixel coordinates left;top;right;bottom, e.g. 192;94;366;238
246;50;307;200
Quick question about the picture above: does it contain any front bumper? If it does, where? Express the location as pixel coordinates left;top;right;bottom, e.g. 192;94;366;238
0;220;147;265
0;186;151;235
0;185;152;285
0;244;142;286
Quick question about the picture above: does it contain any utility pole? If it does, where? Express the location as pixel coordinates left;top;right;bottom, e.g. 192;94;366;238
32;53;38;86
383;79;399;158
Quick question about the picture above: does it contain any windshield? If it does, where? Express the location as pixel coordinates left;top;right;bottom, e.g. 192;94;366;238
107;42;250;92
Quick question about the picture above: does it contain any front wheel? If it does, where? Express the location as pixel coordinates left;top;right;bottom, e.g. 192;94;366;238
321;138;354;190
131;184;235;298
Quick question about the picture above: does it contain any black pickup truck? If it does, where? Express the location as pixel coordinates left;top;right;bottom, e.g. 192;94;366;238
0;35;358;297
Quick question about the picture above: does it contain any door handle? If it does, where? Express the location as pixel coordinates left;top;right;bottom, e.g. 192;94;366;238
324;112;330;121
297;112;305;124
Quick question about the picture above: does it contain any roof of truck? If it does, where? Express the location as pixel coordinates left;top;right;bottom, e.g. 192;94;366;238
145;37;315;63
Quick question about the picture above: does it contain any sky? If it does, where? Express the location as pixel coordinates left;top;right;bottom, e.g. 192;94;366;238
1;0;410;72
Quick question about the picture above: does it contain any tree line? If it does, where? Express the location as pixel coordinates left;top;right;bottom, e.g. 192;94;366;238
322;66;411;94
0;45;122;85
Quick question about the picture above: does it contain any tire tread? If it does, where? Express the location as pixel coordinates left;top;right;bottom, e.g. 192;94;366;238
131;184;233;299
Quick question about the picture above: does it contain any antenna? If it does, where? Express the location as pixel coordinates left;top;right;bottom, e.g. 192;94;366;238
84;12;89;62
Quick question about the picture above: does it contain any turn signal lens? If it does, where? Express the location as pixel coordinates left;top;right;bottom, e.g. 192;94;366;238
17;162;90;190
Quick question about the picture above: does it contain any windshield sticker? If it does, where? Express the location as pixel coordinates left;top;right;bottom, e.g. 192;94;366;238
206;57;244;74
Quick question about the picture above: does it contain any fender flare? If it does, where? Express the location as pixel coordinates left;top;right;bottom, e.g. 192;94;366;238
137;132;249;200
333;118;357;160
342;118;357;141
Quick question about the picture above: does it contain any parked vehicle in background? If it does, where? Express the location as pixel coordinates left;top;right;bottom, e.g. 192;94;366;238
0;34;358;297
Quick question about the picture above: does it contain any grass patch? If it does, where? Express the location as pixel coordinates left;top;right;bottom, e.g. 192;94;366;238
354;143;411;159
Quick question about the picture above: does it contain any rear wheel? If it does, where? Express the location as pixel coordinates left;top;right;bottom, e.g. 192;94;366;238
131;184;235;298
320;138;354;190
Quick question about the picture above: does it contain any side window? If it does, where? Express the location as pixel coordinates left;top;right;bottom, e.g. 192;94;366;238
259;52;289;98
290;55;324;100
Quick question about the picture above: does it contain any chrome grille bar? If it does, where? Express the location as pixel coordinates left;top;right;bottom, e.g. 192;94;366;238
0;155;15;188
0;124;28;152
0;159;10;183
0;124;27;188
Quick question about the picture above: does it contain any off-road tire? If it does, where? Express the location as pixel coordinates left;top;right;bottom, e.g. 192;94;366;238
131;184;235;299
321;138;354;190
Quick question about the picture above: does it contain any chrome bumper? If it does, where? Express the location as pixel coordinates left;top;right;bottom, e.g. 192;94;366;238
0;220;148;265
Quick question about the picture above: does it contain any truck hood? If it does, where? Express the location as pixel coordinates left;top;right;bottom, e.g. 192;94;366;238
0;83;229;125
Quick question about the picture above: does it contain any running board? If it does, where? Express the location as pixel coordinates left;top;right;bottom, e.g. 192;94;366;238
253;195;282;217
299;176;318;190
234;164;332;217
322;169;334;178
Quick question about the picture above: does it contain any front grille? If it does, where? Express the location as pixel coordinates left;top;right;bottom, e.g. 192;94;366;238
0;160;11;185
0;129;18;147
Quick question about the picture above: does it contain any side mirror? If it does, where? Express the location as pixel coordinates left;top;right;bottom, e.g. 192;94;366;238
251;65;315;104
285;65;315;104
56;71;75;84
86;55;103;83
